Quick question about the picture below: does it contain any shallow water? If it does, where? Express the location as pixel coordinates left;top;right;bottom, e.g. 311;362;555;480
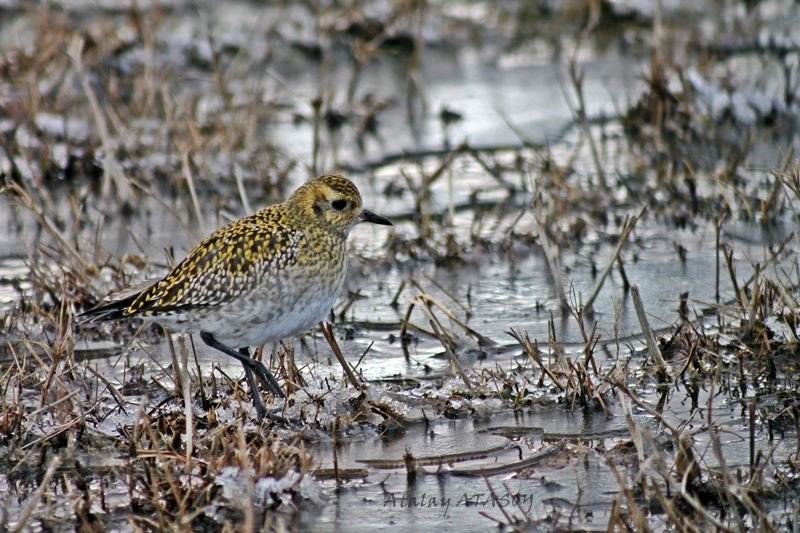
3;1;800;531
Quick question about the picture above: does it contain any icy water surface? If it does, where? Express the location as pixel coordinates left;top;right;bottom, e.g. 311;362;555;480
3;1;800;531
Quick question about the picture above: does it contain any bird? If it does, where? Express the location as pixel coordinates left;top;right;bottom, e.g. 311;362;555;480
80;174;392;421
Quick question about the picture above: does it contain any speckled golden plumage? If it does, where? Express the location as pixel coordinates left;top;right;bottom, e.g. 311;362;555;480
81;174;392;421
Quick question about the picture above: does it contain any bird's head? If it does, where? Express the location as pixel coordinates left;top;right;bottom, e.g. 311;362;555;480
289;174;392;234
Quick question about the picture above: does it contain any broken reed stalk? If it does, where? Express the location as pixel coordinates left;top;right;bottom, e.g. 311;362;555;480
723;244;745;310
464;143;513;187
311;96;322;177
630;285;668;380
429;319;471;389
744;264;761;338
447;167;454;227
403;450;417;480
180;149;207;238
495;106;537;148
319;322;363;391
189;335;209;411
584;323;601;377
610;379;693;505
584;205;646;312
615;256;630;291
794;408;800;464
163;328;183;393
179;336;193;474
281;341;305;395
234;164;253;214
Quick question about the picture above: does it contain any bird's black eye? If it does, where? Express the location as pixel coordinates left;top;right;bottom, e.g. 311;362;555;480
331;199;348;210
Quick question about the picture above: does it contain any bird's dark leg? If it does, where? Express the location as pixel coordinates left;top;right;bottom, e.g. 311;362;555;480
236;347;285;399
238;348;269;422
200;332;286;420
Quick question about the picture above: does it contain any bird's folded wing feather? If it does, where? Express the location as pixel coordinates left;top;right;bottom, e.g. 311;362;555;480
131;220;302;315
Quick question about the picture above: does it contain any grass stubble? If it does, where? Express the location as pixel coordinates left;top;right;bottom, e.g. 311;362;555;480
2;1;800;531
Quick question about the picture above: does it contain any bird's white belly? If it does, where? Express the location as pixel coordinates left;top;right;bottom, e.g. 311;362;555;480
197;287;339;348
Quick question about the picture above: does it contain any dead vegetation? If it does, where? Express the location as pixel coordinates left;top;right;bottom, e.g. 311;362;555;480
2;1;800;531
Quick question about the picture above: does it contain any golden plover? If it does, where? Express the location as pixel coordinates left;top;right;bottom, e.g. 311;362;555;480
81;174;392;421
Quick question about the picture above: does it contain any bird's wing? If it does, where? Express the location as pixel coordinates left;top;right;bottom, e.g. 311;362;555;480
126;217;302;317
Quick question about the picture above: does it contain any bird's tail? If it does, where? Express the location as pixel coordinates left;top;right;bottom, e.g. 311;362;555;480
78;278;160;323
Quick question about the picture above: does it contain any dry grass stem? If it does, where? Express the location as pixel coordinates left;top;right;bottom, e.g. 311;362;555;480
429;319;471;388
584;205;646;312
630;285;668;377
320;321;363;391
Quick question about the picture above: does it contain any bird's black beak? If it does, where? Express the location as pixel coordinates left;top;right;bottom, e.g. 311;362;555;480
359;209;393;226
